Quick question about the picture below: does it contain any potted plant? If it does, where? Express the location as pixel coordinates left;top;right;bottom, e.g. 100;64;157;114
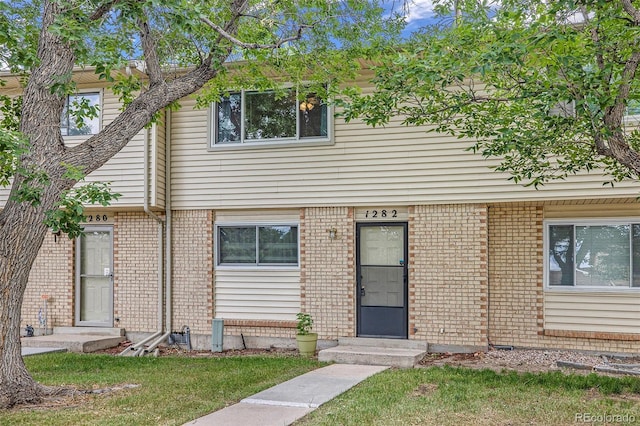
295;312;317;357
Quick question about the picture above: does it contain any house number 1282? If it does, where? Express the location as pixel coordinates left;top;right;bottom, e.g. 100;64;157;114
365;209;397;218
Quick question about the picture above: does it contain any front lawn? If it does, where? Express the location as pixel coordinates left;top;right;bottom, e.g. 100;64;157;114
296;366;640;425
1;352;321;426
5;353;640;426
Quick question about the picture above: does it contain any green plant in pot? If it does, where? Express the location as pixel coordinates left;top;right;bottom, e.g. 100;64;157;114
295;312;317;357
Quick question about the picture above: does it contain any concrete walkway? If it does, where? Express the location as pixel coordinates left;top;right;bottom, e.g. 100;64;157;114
22;347;67;356
184;364;388;426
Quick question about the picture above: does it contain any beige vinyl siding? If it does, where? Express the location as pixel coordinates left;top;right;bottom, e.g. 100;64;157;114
545;203;640;219
169;76;640;210
75;88;146;207
152;117;166;208
214;269;300;320
0;88;161;209
214;209;301;320
215;209;300;222
544;292;640;334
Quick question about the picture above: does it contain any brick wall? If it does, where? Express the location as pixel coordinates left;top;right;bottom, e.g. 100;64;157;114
113;212;161;332
172;210;213;335
488;205;543;347
410;204;488;348
22;232;74;330
300;207;355;338
488;204;640;353
223;320;297;339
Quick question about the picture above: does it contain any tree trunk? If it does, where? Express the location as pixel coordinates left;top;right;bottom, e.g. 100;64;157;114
0;0;232;409
0;191;58;407
0;0;76;408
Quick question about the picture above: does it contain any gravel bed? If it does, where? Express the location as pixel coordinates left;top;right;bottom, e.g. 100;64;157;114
484;348;605;369
420;348;640;374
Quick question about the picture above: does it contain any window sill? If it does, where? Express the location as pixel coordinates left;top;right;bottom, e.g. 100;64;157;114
209;138;333;151
215;265;300;272
62;134;98;145
545;287;640;293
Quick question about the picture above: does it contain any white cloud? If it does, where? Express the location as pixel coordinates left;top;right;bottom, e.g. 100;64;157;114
405;0;436;23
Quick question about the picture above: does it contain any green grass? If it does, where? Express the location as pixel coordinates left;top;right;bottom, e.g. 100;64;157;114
296;366;640;426
1;352;321;426
5;355;640;426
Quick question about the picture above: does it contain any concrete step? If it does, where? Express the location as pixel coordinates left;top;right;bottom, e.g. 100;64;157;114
21;333;125;353
53;326;125;337
318;339;427;368
337;337;428;351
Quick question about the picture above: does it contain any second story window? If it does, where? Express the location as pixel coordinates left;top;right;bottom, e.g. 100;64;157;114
61;92;101;136
212;88;329;146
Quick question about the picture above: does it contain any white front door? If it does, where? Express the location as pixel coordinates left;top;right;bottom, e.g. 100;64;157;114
76;226;114;327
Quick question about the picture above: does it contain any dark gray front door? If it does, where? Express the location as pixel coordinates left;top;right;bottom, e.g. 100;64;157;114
356;223;408;338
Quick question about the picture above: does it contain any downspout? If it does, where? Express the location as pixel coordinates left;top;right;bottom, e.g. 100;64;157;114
164;110;173;335
142;112;173;355
136;124;170;354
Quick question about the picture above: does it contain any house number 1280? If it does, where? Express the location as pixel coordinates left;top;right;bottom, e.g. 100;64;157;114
365;209;397;218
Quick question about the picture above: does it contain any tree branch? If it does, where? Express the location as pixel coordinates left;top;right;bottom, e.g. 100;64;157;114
201;0;249;67
621;0;640;25
138;17;163;86
200;15;309;49
89;0;121;21
582;5;606;72
606;50;640;127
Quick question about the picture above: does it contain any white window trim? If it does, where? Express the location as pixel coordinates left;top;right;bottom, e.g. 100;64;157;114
208;87;333;150
61;89;103;139
544;218;640;292
214;221;301;270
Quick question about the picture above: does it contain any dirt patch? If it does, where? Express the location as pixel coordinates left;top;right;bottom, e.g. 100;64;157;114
411;383;439;397
10;384;141;412
95;340;299;357
102;342;640;377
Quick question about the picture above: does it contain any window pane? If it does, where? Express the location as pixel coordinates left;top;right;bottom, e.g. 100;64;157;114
245;90;296;140
259;226;298;264
62;93;100;136
549;225;574;286
219;227;256;264
299;93;328;138
216;94;241;144
575;225;630;287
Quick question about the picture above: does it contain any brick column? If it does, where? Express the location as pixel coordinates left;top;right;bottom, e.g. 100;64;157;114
410;204;488;348
300;207;355;338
